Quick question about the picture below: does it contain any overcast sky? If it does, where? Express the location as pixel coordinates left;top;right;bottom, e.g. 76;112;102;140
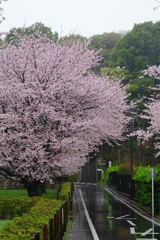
1;0;160;37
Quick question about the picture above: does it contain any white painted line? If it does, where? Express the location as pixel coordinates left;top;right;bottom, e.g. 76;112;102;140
79;189;99;240
141;228;154;236
116;214;130;219
104;187;160;227
127;220;136;226
130;227;159;236
137;239;157;240
130;227;136;234
115;214;136;220
141;228;159;236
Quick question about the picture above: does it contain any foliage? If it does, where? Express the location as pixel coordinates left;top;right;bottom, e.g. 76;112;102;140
104;165;119;184
60;33;86;44
109;21;160;76
133;166;160;210
133;164;160;183
101;66;131;85
133;165;152;183
5;22;58;43
68;173;78;182
88;32;122;72
0;187;58;218
0;182;72;239
62;219;72;240
0;197;38;218
59;182;72;200
118;162;131;175
134;182;151;207
0;198;63;240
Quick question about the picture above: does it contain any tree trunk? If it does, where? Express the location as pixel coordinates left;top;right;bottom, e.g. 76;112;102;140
25;180;42;197
41;181;46;194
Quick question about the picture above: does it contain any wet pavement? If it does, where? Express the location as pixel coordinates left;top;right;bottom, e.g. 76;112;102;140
70;183;160;240
69;187;93;240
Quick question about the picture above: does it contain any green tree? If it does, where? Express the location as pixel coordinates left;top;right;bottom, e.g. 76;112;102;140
88;32;122;72
5;22;58;43
109;22;160;75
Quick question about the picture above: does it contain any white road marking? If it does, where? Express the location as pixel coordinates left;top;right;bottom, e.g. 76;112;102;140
136;239;157;240
127;220;136;226
141;228;159;236
130;227;159;236
130;227;136;234
116;214;136;220
104;187;160;227
79;189;99;240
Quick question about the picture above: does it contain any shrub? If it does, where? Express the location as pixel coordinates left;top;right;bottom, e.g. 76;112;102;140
59;182;72;200
104;165;119;184
118;162;131;175
0;198;63;240
0;198;39;219
0;182;73;239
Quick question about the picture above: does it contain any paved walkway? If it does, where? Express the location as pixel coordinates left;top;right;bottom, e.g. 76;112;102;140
69;189;94;240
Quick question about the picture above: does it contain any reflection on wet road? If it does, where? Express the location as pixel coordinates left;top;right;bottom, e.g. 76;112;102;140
76;183;160;240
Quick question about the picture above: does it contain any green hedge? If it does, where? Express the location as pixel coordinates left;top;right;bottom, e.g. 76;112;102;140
59;182;73;200
104;165;119;184
0;182;73;240
0;197;39;219
0;198;63;240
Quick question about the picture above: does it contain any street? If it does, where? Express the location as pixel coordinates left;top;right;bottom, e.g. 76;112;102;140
75;183;160;240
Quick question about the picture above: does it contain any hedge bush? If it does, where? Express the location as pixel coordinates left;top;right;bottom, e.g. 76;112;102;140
104;165;119;184
0;182;73;240
58;182;72;200
0;197;39;219
0;198;63;240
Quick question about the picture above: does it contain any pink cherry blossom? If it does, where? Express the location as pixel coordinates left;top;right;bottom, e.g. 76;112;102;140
0;0;7;24
139;65;160;157
0;33;130;194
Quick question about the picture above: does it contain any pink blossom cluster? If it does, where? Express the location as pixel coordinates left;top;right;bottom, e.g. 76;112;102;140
0;0;7;24
139;65;160;156
0;34;130;183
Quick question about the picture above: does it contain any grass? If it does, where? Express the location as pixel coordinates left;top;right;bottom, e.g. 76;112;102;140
63;219;72;240
0;220;11;230
0;188;58;198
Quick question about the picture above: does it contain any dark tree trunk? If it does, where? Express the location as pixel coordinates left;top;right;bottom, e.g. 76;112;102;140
25;180;42;197
41;181;47;194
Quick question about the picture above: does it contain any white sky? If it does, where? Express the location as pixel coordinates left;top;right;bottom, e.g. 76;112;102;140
1;0;160;37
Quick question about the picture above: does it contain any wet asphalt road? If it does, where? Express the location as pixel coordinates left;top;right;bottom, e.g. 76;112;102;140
74;183;160;240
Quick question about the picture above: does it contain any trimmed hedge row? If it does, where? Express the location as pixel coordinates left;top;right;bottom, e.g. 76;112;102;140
0;182;73;240
0;198;63;240
0;197;39;219
59;182;73;200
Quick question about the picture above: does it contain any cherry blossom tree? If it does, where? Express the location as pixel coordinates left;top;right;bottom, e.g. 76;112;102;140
0;33;129;196
0;0;7;24
135;65;160;157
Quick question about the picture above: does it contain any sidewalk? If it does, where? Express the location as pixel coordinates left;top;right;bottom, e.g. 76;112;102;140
69;188;94;240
